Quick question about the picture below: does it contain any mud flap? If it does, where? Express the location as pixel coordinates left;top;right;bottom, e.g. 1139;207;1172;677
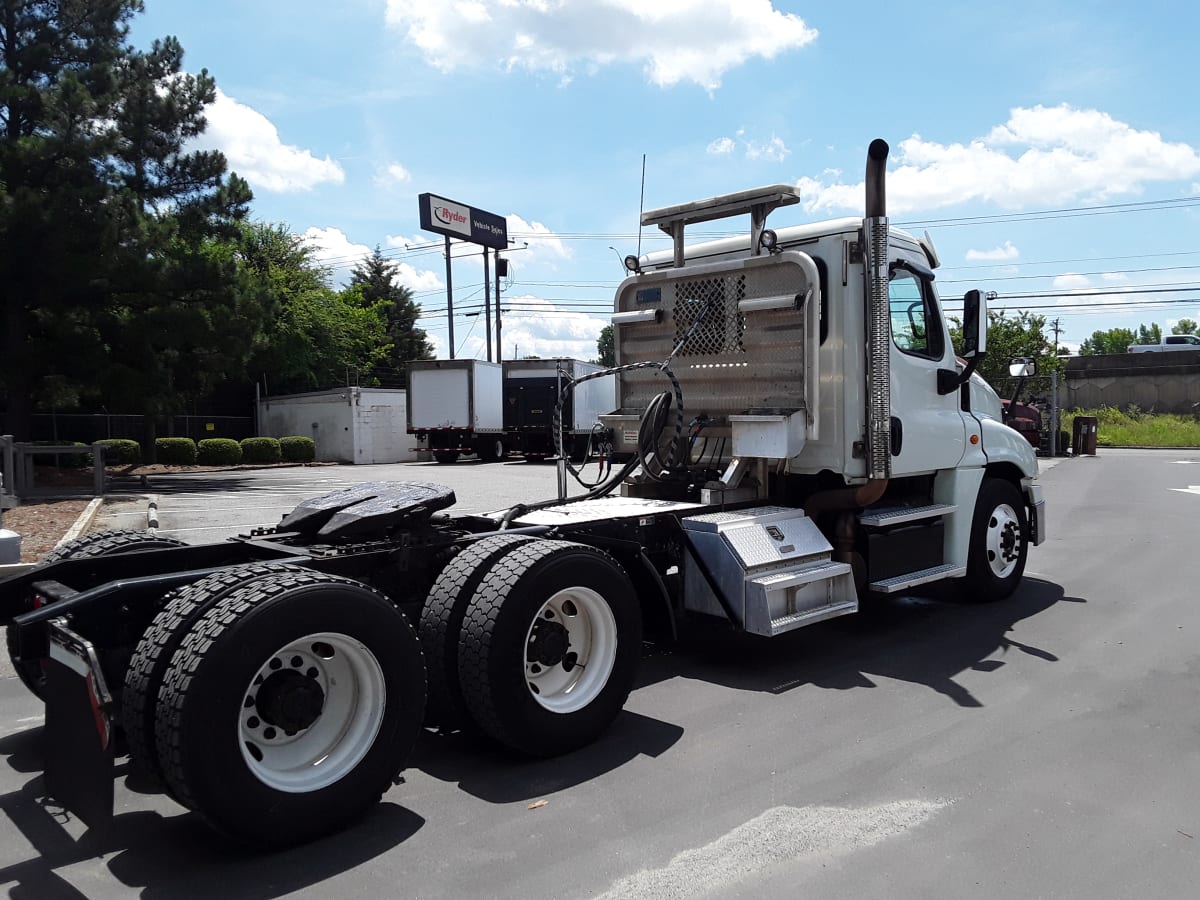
44;623;114;830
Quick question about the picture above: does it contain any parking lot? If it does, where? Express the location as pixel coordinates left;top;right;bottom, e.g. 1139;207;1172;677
1;449;1198;898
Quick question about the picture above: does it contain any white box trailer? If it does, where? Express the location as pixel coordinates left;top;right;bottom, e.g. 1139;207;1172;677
502;358;615;461
407;359;505;464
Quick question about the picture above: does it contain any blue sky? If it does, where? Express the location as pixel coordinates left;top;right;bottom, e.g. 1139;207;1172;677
133;0;1200;358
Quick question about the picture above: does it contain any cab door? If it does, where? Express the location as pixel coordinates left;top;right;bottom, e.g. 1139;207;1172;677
886;249;966;475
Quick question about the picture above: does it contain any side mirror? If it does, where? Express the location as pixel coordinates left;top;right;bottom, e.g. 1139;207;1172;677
1009;357;1037;377
938;289;988;395
961;289;987;359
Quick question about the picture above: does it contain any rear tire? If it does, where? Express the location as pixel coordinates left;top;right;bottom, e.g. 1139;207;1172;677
457;541;641;757
433;451;460;465
7;529;185;700
477;438;506;462
964;478;1028;602
122;563;300;784
154;570;426;846
419;534;535;729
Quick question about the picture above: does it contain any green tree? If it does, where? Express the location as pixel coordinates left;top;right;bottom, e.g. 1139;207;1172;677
242;223;390;394
349;246;433;385
0;0;140;437
594;324;614;367
1136;322;1162;345
0;1;255;448
1079;327;1137;355
949;309;1063;386
98;37;256;452
1172;319;1198;336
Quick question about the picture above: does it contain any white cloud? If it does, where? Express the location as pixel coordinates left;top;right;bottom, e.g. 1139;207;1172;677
965;241;1019;262
793;104;1200;215
1052;273;1092;290
430;294;606;361
384;0;817;90
709;132;790;162
303;226;443;291
707;137;736;156
491;294;608;359
398;261;445;292
303;226;370;275
197;89;344;193
505;214;573;267
707;132;789;162
375;162;412;189
745;135;789;162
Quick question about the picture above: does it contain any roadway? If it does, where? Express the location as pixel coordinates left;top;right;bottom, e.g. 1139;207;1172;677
1;450;1198;897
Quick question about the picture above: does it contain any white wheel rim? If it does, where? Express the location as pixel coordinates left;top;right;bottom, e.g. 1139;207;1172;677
985;502;1023;579
238;631;385;793
523;586;617;714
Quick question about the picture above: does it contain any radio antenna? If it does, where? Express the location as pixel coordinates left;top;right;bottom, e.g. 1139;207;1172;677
636;153;646;259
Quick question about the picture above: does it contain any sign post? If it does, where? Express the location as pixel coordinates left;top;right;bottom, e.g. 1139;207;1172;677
419;193;509;360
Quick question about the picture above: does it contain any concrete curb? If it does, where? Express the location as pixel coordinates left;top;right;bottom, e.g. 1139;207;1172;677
147;497;160;530
58;496;105;548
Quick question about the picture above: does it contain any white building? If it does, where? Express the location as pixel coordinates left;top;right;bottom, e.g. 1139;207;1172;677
257;387;421;464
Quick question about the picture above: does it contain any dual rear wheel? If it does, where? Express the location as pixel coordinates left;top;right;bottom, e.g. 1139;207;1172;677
128;568;426;846
420;537;642;756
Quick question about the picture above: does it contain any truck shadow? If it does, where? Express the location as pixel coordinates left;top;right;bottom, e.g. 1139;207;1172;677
639;577;1079;709
0;733;423;899
412;709;685;804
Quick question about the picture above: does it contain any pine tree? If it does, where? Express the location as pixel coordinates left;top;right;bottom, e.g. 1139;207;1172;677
348;246;434;385
0;0;138;437
98;35;256;453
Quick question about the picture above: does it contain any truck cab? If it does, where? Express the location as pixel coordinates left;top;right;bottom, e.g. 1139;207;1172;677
606;139;1045;605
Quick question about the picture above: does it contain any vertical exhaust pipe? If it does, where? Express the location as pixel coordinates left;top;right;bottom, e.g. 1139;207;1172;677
865;138;889;219
863;139;892;480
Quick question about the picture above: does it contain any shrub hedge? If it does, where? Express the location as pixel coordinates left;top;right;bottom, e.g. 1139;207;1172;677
279;435;316;463
240;436;281;464
156;437;197;465
97;438;141;466
197;438;243;466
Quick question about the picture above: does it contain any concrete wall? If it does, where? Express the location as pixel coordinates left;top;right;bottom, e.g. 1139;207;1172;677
257;388;419;464
1064;350;1200;414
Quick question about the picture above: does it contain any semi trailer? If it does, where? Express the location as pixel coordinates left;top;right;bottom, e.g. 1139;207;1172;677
0;139;1044;848
502;358;614;462
407;358;506;463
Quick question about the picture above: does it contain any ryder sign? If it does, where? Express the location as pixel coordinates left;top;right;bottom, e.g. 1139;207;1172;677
419;193;508;250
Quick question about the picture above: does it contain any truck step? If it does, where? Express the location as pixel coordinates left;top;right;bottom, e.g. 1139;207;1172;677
766;599;860;636
744;560;857;636
869;563;966;594
858;503;956;527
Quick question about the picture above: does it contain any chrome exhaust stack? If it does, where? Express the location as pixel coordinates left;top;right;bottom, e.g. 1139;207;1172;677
863;138;892;479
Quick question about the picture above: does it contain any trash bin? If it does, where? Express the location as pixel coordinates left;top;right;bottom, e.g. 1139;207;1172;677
1072;416;1098;456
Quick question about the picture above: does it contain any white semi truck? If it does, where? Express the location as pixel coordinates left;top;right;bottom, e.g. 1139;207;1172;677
0;139;1043;847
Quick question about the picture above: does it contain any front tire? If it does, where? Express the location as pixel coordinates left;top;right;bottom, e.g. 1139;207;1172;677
457;541;641;757
964;478;1029;602
153;571;426;846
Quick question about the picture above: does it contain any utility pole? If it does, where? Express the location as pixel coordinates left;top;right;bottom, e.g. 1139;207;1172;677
1050;318;1062;353
444;236;455;359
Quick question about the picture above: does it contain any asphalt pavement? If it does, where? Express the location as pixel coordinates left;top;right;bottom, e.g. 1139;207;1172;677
2;449;1199;898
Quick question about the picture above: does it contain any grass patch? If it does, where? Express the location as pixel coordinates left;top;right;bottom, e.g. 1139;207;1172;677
1063;406;1200;447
